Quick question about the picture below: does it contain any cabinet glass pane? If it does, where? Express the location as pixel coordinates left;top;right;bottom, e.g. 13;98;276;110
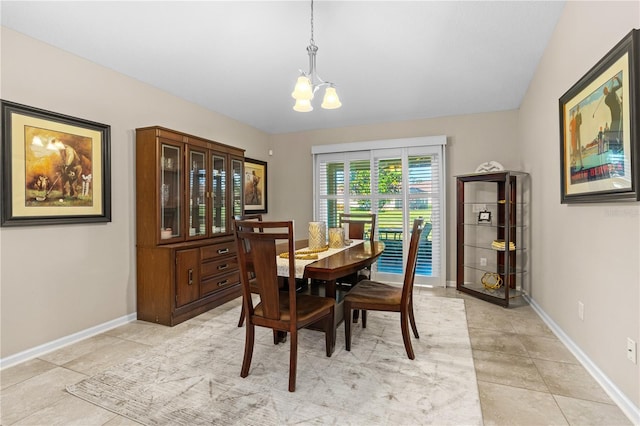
160;144;181;239
232;159;243;218
211;154;226;234
189;150;206;237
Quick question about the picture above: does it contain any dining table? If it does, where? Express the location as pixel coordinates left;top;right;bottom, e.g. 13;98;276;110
276;238;386;328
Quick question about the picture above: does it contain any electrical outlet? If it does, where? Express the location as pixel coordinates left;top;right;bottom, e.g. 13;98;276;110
480;257;487;266
578;301;584;321
628;338;637;364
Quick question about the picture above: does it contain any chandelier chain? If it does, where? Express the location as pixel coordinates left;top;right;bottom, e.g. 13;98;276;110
310;0;315;46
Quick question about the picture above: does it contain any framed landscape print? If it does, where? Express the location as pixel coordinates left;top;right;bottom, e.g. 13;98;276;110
244;157;267;214
1;100;111;226
559;29;639;203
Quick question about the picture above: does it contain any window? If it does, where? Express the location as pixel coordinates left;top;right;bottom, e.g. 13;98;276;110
313;137;446;286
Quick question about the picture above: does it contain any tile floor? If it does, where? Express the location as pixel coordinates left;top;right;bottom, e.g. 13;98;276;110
0;287;633;425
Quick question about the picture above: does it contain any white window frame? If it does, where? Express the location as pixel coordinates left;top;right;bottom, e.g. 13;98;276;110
312;136;447;287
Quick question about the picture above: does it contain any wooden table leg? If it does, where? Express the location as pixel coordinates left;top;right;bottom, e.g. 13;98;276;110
274;330;287;344
323;279;346;331
325;279;336;299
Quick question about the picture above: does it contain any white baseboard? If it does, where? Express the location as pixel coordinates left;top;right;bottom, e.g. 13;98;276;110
0;313;137;370
525;295;640;425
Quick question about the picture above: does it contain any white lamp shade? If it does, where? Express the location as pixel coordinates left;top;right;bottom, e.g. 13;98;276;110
321;86;342;109
293;98;313;112
291;75;313;100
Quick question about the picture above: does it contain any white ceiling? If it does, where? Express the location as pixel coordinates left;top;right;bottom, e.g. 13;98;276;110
1;1;565;134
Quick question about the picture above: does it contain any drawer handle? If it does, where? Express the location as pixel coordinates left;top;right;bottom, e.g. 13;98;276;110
217;279;229;287
188;269;194;285
217;264;228;270
217;248;230;254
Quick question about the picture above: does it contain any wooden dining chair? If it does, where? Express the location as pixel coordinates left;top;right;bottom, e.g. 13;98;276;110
339;212;376;244
233;214;263;327
234;220;335;392
338;212;376;282
338;212;376;323
343;217;424;359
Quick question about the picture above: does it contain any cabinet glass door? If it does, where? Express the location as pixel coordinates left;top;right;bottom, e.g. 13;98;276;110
188;149;207;238
160;143;181;240
231;158;243;218
210;153;227;234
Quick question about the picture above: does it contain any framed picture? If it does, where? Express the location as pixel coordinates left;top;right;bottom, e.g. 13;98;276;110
559;29;639;203
244;157;267;214
1;100;111;226
478;210;492;223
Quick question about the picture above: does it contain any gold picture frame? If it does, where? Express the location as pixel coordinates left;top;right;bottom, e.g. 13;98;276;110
243;157;267;214
1;100;111;226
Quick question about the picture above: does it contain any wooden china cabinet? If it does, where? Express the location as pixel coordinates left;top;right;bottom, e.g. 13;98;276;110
136;126;244;325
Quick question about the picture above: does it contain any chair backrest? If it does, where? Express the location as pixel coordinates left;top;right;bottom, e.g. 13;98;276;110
233;214;264;274
234;220;298;323
339;212;376;242
401;217;425;306
233;214;263;235
234;213;263;222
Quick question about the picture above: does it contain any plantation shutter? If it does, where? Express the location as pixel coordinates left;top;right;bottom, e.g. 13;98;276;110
313;136;446;287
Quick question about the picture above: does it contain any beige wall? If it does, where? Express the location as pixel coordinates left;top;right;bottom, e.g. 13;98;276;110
0;28;270;358
1;0;639;416
518;0;639;409
267;111;521;280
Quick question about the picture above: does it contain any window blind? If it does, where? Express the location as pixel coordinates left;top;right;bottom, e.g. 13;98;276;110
313;137;446;286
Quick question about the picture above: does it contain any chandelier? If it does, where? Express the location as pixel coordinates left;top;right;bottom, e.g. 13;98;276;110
291;0;342;112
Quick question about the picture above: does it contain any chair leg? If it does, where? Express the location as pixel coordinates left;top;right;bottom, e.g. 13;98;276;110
332;312;336;353
241;323;255;378
344;303;352;351
362;310;367;328
400;310;415;360
408;296;419;339
352;309;359;323
237;305;245;327
288;330;298;392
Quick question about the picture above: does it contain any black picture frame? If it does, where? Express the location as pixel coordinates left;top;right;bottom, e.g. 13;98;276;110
478;210;492;223
559;29;640;203
1;100;111;226
243;157;267;214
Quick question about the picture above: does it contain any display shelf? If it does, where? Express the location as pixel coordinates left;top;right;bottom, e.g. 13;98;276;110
459;281;523;299
456;171;530;307
462;262;526;274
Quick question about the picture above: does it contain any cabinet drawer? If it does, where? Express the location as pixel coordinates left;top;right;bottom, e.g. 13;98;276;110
201;241;236;260
201;257;239;278
201;271;240;296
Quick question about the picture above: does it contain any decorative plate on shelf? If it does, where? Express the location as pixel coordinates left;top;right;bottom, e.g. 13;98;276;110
475;161;504;173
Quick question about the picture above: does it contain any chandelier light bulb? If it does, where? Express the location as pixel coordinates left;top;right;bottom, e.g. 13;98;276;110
291;75;313;100
321;86;342;109
293;98;313;112
292;0;341;112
